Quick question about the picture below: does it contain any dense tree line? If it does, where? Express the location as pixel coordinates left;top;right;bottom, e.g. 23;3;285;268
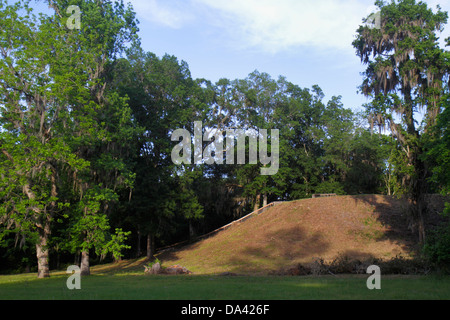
0;0;448;276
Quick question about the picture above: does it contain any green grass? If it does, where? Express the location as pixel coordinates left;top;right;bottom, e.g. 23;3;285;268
0;273;449;300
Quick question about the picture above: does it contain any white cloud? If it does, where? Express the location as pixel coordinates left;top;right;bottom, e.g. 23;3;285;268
128;0;196;29
128;0;450;53
194;0;372;54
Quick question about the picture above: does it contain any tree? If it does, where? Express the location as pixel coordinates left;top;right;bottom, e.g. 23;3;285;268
228;71;285;208
423;95;450;268
109;45;208;258
0;0;88;278
55;0;139;275
346;129;393;195
273;82;326;200
353;0;449;242
425;94;450;212
0;0;139;277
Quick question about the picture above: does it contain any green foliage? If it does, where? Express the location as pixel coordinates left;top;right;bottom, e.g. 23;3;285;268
0;0;139;275
353;0;449;176
102;229;132;262
422;99;450;269
314;181;345;195
353;0;450;243
423;222;450;271
4;0;443;275
425;96;450;196
146;258;161;269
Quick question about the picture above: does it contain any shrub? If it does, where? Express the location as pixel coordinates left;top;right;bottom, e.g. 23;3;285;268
146;258;161;269
275;254;434;276
423;221;450;273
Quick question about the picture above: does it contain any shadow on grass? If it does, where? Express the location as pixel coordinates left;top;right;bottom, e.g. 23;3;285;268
225;225;330;274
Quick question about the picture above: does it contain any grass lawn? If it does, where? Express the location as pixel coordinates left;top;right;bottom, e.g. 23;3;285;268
0;273;449;300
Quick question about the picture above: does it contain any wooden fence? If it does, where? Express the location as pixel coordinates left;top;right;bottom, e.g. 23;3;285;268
157;201;284;253
196;201;284;241
311;193;337;198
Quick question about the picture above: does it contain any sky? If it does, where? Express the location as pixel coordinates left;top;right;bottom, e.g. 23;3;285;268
125;0;450;114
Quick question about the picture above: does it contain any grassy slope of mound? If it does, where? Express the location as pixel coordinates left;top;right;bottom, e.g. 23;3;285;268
157;195;427;275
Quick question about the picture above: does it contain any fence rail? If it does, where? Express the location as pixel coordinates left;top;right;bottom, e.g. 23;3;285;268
157;201;284;254
311;193;337;198
197;201;284;241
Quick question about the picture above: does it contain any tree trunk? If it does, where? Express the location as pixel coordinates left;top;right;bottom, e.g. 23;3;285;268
36;233;50;279
26;167;57;279
80;250;90;276
254;194;261;212
414;190;427;244
409;197;427;244
136;228;142;258
418;212;426;244
146;233;155;260
74;251;80;266
56;250;60;271
409;150;428;244
189;220;195;240
263;193;268;207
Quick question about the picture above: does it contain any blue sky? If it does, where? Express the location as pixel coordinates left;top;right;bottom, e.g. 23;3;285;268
126;0;450;114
